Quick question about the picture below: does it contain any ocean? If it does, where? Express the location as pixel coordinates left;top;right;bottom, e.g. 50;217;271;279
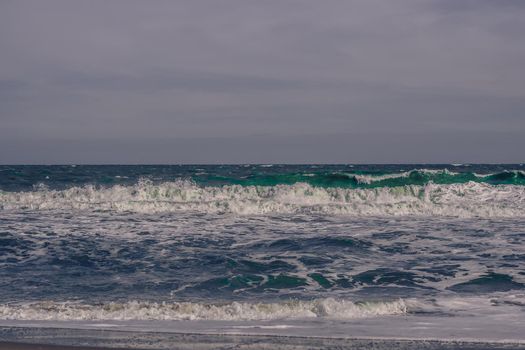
1;164;525;347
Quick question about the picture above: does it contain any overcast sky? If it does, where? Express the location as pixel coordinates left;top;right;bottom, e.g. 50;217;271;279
1;0;524;164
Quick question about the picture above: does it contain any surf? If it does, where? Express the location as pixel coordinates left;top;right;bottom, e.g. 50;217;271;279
0;298;410;321
1;179;524;217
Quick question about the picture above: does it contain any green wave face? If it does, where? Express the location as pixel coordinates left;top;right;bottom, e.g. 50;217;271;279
1;165;524;191
209;169;525;188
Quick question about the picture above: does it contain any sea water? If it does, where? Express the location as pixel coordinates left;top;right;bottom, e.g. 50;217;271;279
0;164;524;342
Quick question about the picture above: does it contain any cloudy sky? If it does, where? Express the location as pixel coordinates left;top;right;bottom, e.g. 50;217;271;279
1;0;524;164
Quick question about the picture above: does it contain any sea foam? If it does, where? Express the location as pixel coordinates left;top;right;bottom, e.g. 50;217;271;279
0;298;409;321
4;180;525;217
1;180;524;217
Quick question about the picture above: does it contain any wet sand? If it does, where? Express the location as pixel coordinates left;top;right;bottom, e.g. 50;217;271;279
0;343;129;350
1;327;525;350
1;340;525;350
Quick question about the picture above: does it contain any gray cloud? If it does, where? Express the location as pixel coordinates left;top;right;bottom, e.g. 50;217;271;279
0;0;524;163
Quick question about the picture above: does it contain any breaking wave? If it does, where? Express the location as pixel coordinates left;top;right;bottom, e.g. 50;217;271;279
0;298;409;321
346;169;525;187
1;180;524;217
212;169;525;188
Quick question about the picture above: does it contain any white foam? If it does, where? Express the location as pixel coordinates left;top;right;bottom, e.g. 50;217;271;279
1;180;524;217
0;298;409;321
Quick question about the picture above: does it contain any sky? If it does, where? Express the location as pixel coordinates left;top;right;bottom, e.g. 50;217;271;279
1;0;524;164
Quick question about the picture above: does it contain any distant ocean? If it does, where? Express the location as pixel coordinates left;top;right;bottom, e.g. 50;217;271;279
1;164;524;344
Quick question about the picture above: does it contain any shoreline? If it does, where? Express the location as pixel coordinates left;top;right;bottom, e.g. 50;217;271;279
1;326;525;350
1;338;524;350
0;342;131;350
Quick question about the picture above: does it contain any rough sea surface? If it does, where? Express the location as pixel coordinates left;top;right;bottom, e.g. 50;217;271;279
0;164;524;343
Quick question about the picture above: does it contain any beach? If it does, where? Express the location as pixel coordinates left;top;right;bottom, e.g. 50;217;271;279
1;308;525;349
3;0;525;347
1;328;524;350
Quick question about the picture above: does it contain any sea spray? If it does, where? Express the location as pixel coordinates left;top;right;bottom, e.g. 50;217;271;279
1;180;524;217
